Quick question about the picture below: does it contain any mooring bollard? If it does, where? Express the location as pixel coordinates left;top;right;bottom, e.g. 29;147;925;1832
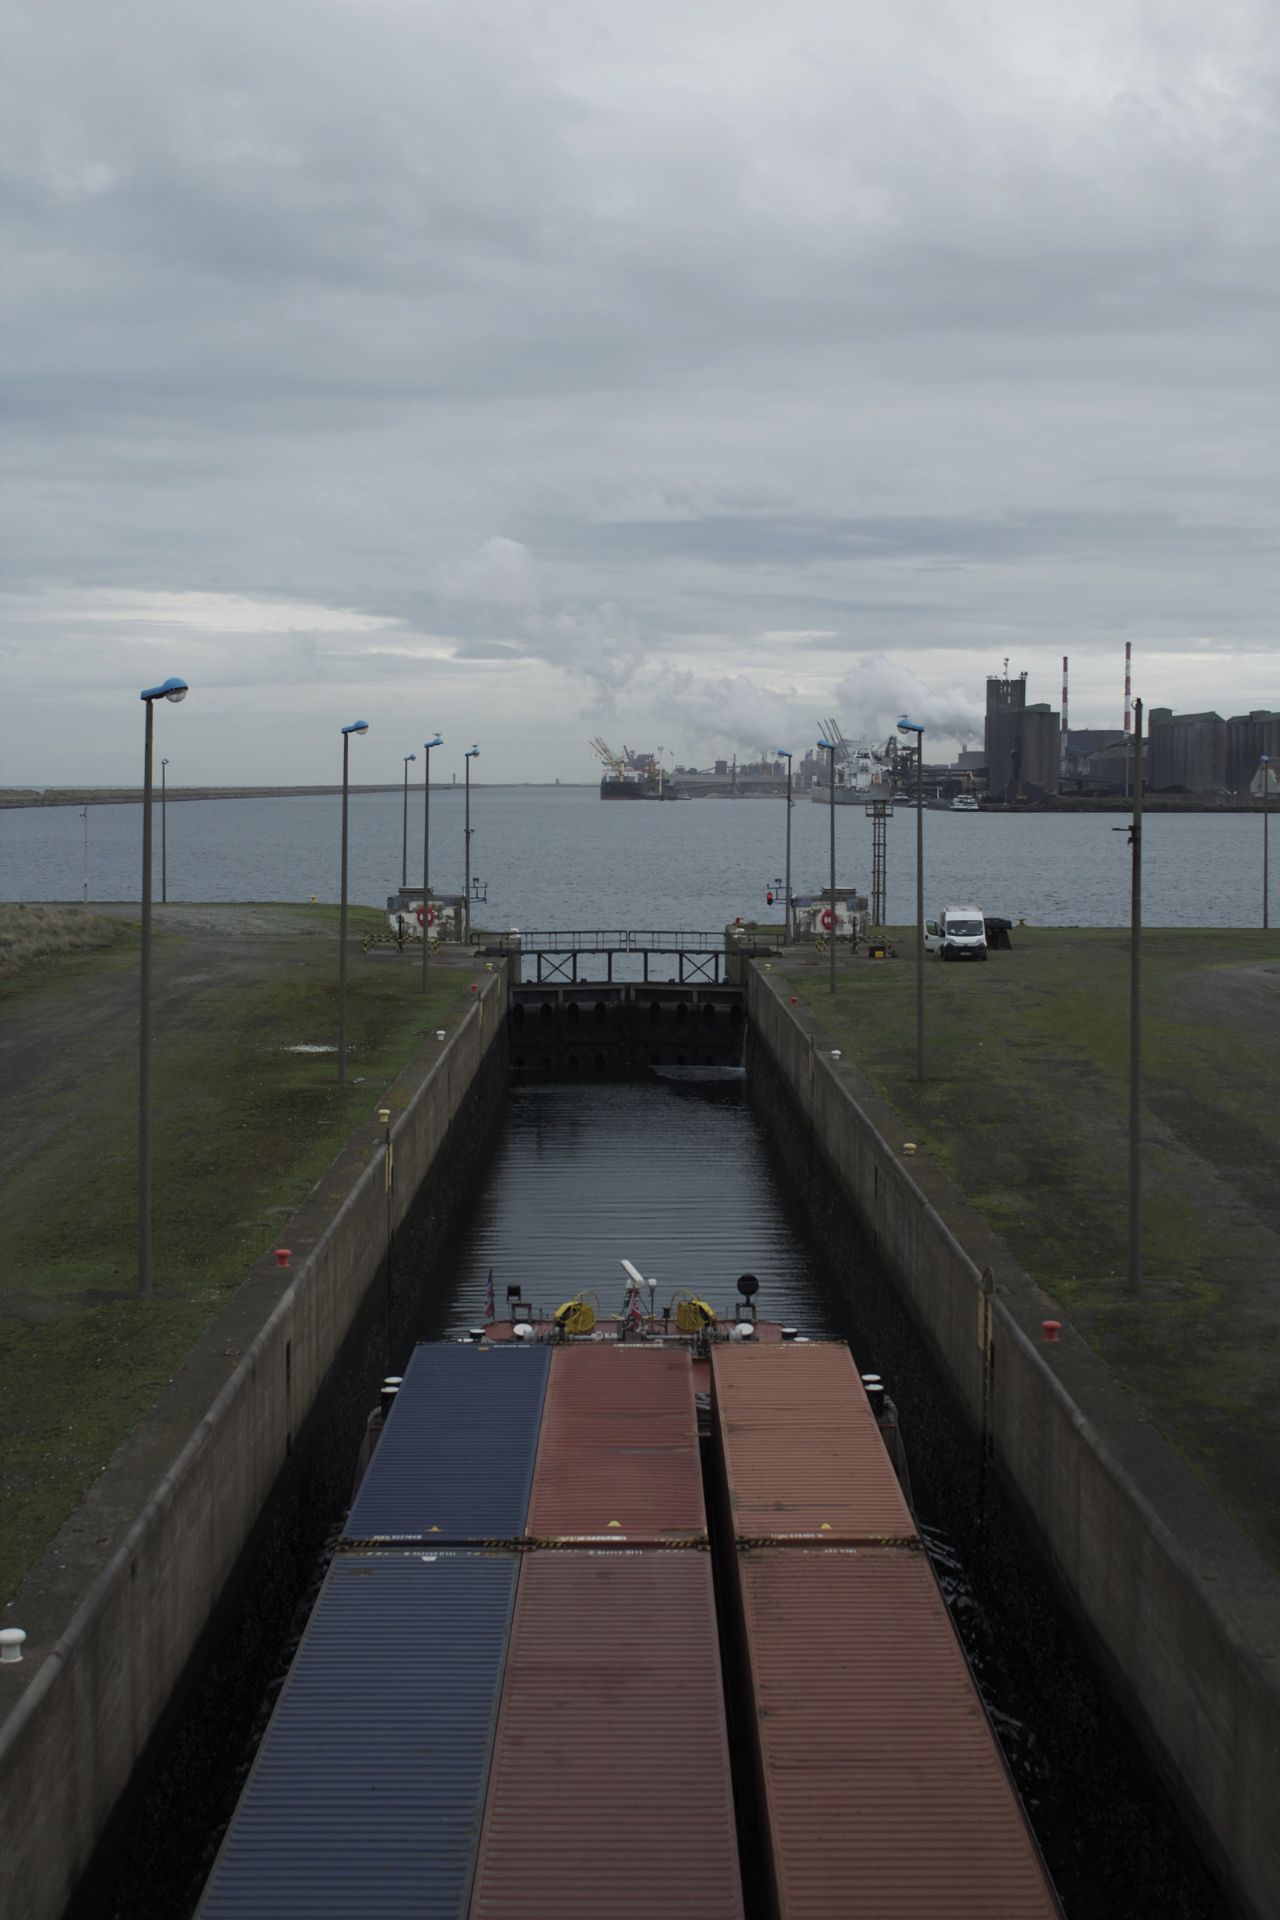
0;1628;26;1664
274;1248;292;1269
1042;1319;1062;1343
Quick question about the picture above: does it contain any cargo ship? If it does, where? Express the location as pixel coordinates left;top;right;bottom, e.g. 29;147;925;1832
592;736;669;798
195;1264;1062;1920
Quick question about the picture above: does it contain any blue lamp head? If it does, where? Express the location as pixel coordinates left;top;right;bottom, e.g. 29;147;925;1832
161;757;169;767
466;744;479;759
141;677;188;704
817;738;835;752
404;752;416;763
425;734;443;750
1262;754;1271;766
897;716;923;735
776;748;792;759
341;720;370;736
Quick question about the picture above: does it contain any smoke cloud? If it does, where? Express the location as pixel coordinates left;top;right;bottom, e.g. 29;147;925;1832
834;653;984;749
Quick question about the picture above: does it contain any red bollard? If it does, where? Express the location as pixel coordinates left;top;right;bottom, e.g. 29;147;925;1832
1042;1319;1061;1343
275;1248;292;1269
789;996;799;1006
470;983;479;994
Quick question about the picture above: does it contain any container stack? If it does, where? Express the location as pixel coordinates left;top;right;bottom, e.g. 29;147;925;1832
469;1343;743;1918
196;1341;743;1920
710;1341;1062;1919
195;1341;551;1920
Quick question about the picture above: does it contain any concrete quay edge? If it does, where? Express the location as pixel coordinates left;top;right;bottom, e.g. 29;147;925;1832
0;971;507;1920
748;963;1280;1920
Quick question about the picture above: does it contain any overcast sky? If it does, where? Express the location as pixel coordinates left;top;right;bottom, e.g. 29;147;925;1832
2;0;1276;785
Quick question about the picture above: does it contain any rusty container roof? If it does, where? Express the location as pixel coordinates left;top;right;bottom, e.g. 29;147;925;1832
526;1343;706;1543
469;1550;744;1920
711;1340;916;1542
737;1549;1061;1919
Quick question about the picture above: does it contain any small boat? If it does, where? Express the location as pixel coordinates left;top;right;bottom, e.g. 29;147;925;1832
950;793;980;811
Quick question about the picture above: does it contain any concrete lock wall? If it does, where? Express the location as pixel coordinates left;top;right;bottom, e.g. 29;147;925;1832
747;966;1280;1920
0;975;508;1920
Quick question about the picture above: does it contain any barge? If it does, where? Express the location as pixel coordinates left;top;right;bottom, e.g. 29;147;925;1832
195;1267;1062;1919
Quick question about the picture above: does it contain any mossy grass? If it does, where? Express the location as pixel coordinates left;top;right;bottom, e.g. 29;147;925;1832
780;927;1280;1565
0;905;481;1601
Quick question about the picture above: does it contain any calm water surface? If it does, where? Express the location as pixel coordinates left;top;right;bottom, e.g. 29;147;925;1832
2;785;1271;926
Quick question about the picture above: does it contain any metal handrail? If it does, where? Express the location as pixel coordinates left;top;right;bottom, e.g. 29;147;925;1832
476;928;782;954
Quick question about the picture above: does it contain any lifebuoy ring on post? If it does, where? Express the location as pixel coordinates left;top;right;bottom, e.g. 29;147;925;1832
426;906;436;926
820;909;835;931
416;905;426;927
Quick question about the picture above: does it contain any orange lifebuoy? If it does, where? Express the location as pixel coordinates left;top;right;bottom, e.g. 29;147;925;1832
820;909;834;931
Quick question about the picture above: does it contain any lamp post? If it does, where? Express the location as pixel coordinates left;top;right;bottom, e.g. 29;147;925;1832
138;677;189;1299
776;749;793;942
338;720;370;1083
160;757;169;904
421;734;442;991
80;806;89;903
897;718;925;1081
817;739;837;995
464;745;479;941
1128;699;1144;1293
401;753;416;890
1262;754;1271;931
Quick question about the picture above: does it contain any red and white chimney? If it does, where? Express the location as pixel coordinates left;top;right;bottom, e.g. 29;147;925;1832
1061;655;1069;775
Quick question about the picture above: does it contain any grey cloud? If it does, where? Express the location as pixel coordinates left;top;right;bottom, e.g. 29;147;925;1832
3;0;1279;782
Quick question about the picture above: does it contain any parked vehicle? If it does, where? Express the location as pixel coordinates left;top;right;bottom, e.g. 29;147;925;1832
924;904;988;961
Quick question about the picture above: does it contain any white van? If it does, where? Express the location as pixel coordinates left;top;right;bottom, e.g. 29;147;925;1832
924;905;988;962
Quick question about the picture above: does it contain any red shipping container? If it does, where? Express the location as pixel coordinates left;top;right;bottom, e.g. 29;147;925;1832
712;1340;916;1542
528;1344;706;1543
737;1550;1061;1919
469;1551;745;1920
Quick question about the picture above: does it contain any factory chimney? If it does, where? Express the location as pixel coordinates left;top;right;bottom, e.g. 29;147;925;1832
1061;655;1069;776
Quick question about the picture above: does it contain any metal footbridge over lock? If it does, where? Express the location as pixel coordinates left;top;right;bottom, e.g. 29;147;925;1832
478;927;782;987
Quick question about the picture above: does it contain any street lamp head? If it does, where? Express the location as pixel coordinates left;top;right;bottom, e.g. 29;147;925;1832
404;752;416;763
897;717;924;735
466;745;479;759
161;757;169;767
141;677;189;704
817;738;835;752
776;748;792;760
341;720;370;736
424;734;443;750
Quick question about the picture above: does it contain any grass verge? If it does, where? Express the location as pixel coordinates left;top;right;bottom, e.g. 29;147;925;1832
781;927;1280;1566
0;906;482;1601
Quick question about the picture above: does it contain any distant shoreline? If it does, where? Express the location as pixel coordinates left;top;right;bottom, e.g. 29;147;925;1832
0;784;597;809
0;784;1267;814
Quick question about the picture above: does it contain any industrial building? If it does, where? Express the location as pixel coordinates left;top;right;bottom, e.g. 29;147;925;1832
1147;710;1227;794
1226;710;1280;794
984;672;1061;800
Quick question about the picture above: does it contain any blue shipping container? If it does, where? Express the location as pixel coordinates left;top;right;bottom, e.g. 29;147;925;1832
344;1341;550;1543
195;1551;519;1920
